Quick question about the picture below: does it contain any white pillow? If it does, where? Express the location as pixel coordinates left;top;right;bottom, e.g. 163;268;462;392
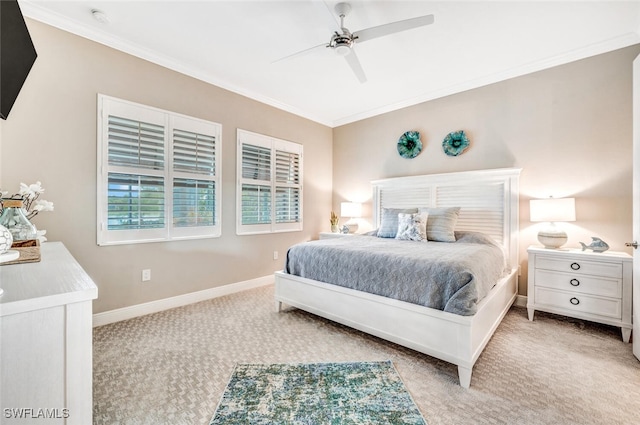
395;212;429;241
419;207;460;242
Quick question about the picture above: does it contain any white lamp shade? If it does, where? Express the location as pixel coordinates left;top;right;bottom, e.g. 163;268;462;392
341;202;362;218
530;198;576;223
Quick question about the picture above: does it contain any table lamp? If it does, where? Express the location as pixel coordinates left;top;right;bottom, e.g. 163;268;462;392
341;202;362;233
530;197;576;249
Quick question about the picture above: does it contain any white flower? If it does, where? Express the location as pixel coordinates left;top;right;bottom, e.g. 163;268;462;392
19;181;44;199
33;199;54;212
36;229;47;243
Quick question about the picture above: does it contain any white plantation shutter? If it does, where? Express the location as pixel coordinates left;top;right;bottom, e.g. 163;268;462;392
171;116;221;237
237;130;303;235
274;149;301;224
98;95;221;245
108;116;165;169
172;178;215;227
242;144;271;181
241;184;271;225
241;143;272;226
173;129;216;175
106;117;166;232
107;173;165;230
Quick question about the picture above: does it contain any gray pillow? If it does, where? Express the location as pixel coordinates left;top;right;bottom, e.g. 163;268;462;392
377;207;418;238
419;207;461;242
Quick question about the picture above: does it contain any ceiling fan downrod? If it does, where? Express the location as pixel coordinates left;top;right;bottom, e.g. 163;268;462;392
330;2;356;56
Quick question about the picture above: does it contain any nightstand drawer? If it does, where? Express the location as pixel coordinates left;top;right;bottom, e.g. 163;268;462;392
535;256;622;278
534;287;622;319
534;270;622;298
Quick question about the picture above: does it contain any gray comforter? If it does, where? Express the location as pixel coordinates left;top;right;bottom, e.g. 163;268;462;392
284;231;507;316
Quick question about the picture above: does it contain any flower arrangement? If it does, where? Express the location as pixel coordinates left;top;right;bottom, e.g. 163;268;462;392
330;211;340;233
330;211;339;226
1;181;54;242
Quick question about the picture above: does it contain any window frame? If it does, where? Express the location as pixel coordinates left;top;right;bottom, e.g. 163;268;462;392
236;129;303;235
97;94;222;246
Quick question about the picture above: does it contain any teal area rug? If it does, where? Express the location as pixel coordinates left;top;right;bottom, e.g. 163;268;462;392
209;360;426;425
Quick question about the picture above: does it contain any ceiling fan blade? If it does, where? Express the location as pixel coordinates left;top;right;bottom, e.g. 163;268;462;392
272;42;327;64
355;14;434;43
344;49;367;83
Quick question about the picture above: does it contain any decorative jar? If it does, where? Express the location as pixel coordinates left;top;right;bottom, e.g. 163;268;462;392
0;199;37;241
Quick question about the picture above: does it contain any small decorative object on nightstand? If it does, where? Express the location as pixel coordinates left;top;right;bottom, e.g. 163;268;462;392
529;197;576;249
579;237;609;253
527;245;632;342
330;211;339;233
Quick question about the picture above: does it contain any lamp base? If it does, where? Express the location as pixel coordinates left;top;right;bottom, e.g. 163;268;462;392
537;224;568;249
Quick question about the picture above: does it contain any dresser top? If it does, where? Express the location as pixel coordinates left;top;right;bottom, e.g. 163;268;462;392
0;242;98;316
527;245;632;260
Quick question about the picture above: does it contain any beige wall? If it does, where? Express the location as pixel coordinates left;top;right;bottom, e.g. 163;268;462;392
333;44;640;295
0;20;332;313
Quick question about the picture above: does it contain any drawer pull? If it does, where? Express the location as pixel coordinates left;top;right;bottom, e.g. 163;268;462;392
570;297;580;305
570;262;580;270
570;278;580;286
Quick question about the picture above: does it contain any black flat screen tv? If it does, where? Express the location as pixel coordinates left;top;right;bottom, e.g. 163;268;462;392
0;0;37;120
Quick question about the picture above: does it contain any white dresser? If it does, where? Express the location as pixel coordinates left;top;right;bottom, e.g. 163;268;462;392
0;242;98;424
527;245;632;342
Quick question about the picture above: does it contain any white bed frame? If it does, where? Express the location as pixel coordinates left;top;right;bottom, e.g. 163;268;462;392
275;168;521;388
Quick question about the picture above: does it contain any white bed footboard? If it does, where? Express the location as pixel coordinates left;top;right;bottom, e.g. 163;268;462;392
275;268;517;388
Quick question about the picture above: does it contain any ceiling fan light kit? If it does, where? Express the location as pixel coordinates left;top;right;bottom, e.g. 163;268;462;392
279;2;434;83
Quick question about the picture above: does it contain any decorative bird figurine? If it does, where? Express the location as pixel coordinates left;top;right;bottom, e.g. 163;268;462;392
579;237;609;253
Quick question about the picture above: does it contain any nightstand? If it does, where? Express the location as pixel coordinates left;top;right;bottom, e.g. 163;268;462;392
318;232;353;240
527;246;632;342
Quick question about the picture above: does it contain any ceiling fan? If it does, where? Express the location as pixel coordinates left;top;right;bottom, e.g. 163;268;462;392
277;2;435;83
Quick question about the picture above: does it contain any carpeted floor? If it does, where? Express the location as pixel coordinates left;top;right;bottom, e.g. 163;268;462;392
93;284;640;425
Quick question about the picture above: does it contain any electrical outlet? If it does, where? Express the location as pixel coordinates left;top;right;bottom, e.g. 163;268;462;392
273;251;279;260
142;269;151;282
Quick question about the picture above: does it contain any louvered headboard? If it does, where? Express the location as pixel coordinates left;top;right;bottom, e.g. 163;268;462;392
371;168;521;270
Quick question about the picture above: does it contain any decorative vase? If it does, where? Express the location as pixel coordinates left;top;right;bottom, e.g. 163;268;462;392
0;199;37;241
331;224;340;233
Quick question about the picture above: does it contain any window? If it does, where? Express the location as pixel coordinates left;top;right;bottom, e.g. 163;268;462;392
97;95;221;245
236;129;302;235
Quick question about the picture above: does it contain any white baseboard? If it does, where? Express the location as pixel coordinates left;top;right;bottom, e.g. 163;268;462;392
514;295;527;308
92;275;274;327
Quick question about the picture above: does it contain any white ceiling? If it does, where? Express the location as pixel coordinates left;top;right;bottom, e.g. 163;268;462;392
20;1;640;127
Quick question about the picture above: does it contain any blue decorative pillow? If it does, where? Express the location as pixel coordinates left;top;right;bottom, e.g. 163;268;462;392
395;212;429;241
419;207;461;242
377;207;418;238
